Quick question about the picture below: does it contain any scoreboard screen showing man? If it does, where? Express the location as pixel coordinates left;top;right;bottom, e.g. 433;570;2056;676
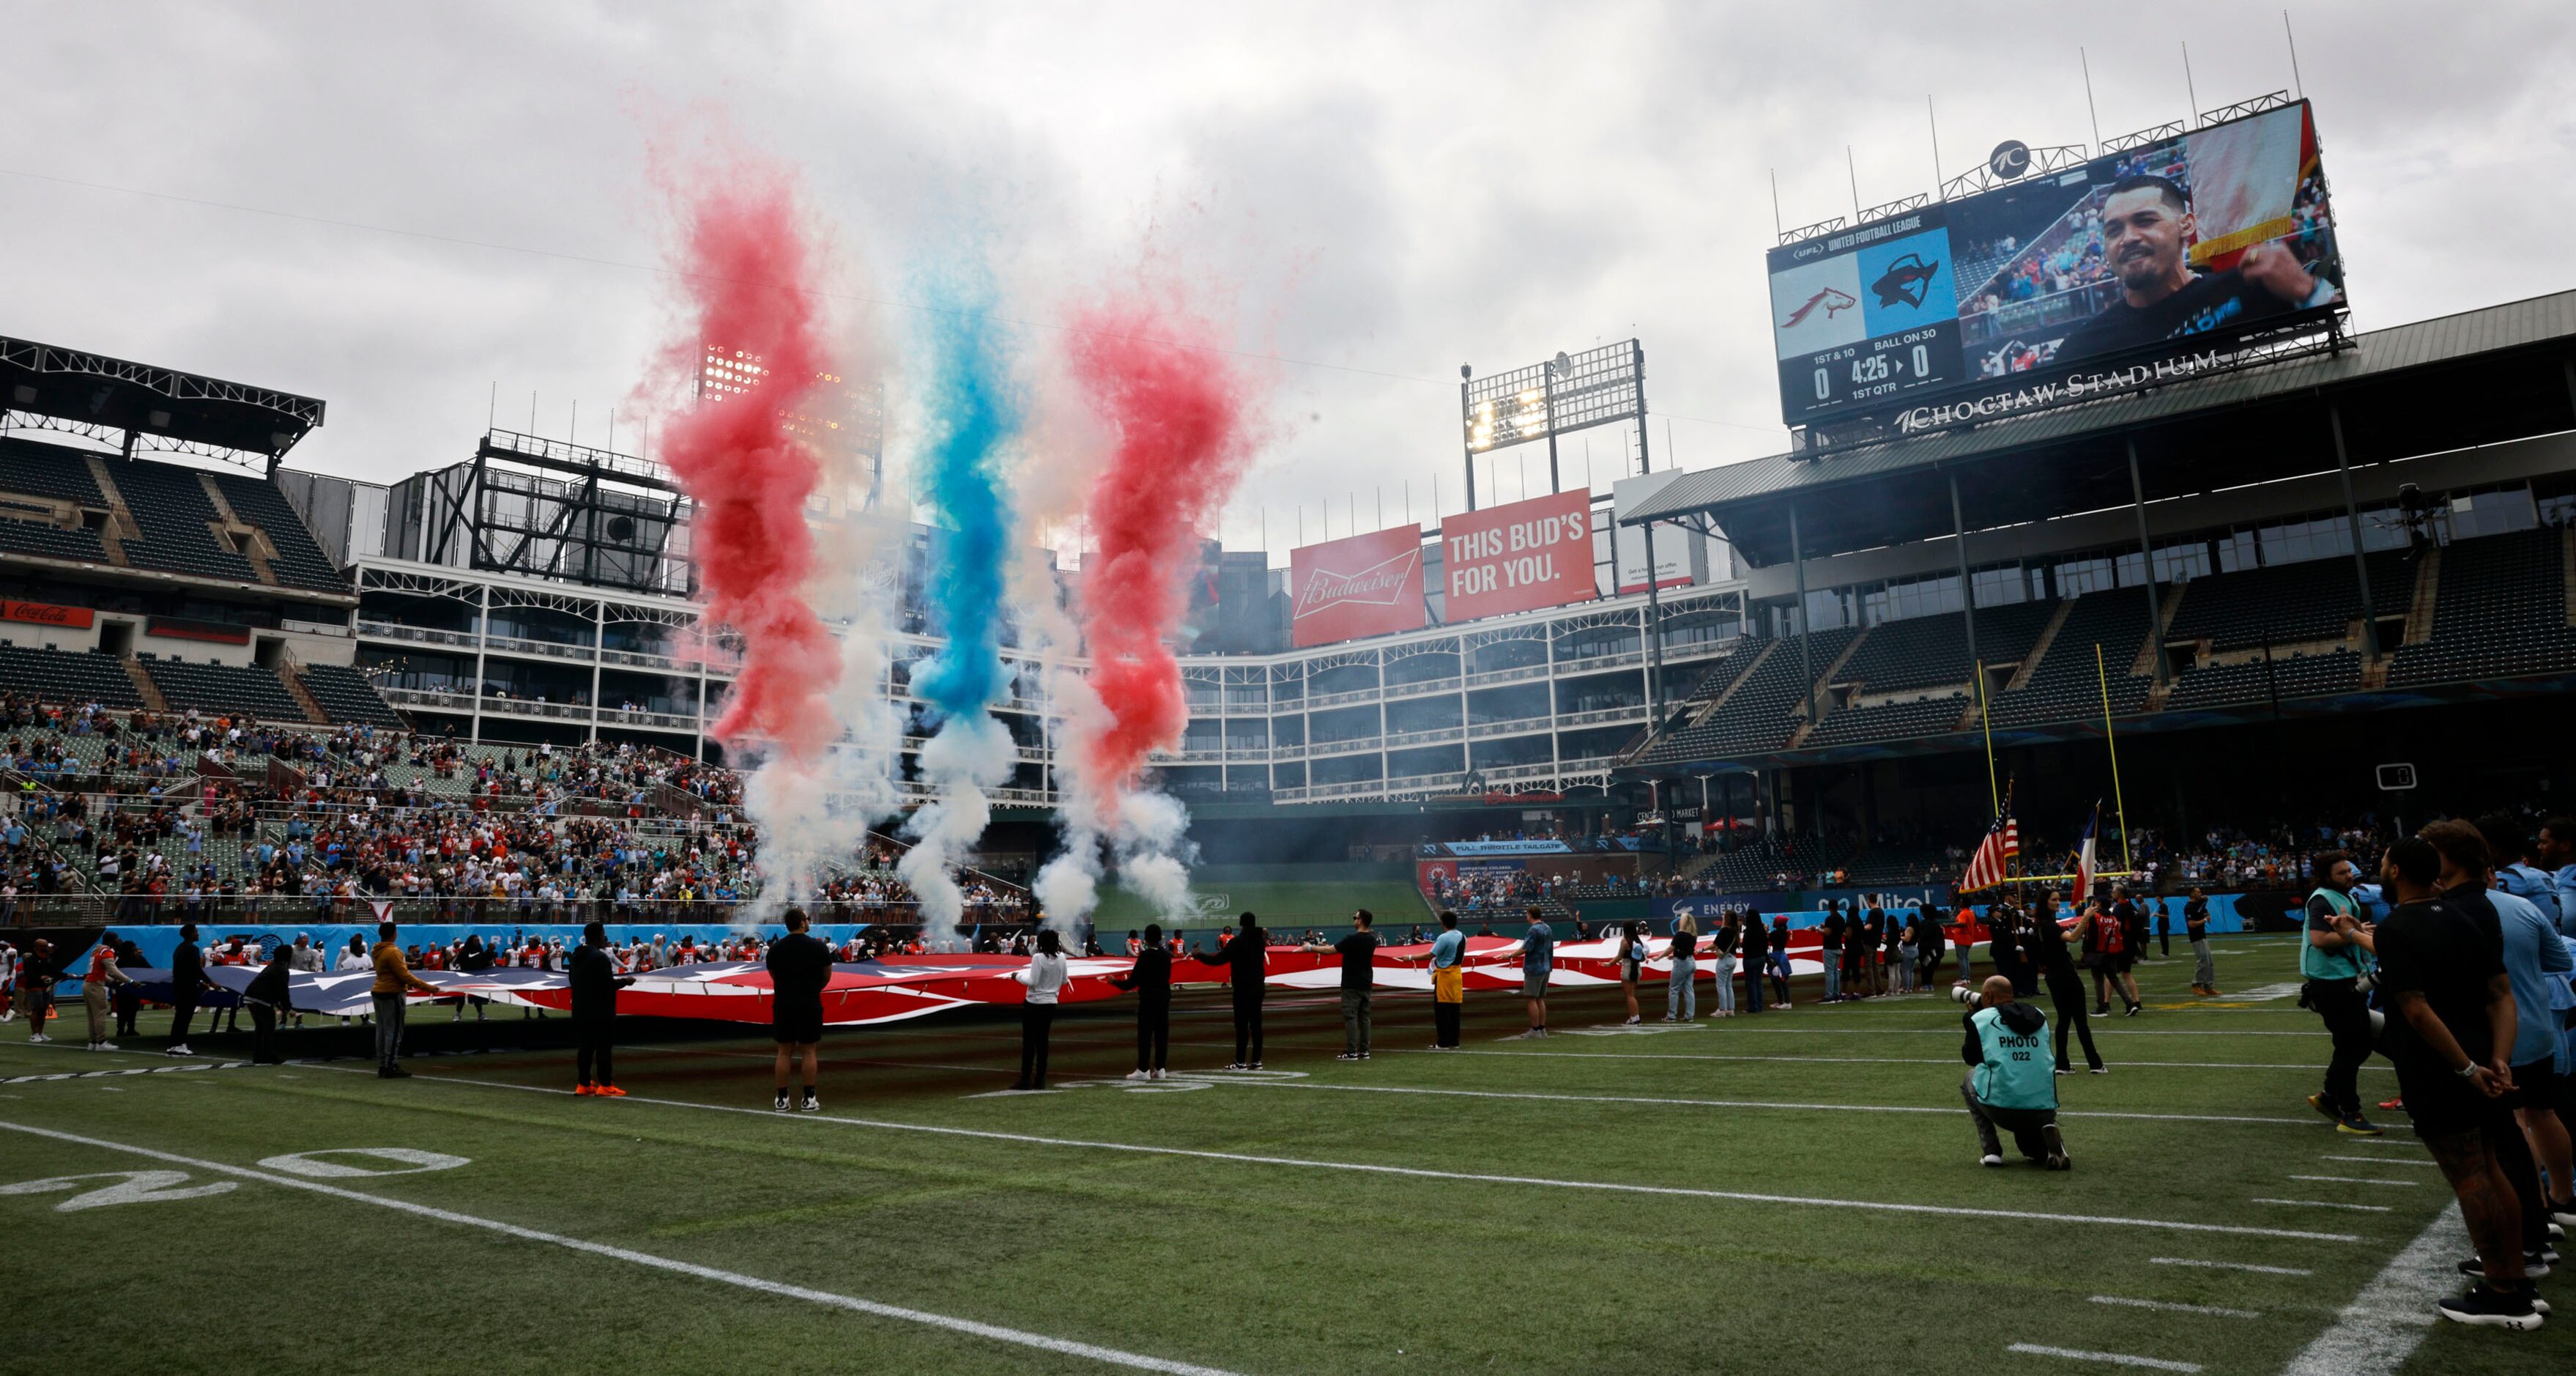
1766;100;2345;428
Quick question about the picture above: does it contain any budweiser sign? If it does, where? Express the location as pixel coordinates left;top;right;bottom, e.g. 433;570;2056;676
1288;525;1425;647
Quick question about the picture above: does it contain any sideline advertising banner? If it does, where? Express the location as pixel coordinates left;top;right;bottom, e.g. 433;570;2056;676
1288;525;1425;648
1438;489;1597;622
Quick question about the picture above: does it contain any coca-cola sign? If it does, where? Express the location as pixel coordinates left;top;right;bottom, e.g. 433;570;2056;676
1288;525;1425;648
1;599;94;629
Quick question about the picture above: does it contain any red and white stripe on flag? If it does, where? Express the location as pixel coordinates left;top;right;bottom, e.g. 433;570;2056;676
1959;815;2017;892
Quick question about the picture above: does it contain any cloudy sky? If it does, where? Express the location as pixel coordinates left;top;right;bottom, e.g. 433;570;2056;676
7;2;2572;562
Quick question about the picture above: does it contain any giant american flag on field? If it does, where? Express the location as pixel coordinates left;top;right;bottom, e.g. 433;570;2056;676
1959;813;2019;893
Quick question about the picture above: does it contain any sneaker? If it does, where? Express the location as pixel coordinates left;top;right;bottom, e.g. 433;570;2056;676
2549;1207;2576;1231
2041;1124;2071;1171
1223;1062;1250;1071
26;1033;47;1044
1249;1062;1263;1070
574;1084;595;1096
89;1041;116;1051
2307;1092;2343;1123
2055;1067;2072;1076
382;1065;413;1079
2094;1004;2112;1017
1660;1015;1676;1023
2088;1066;2108;1075
1126;1069;1151;1081
1336;1052;1362;1061
2459;1253;2555;1281
1359;1052;1370;1060
599;1085;626;1097
1148;1069;1165;1081
2123;1004;2141;1018
774;1092;793;1111
799;1093;819;1112
1980;1153;2005;1167
2438;1285;2544;1330
166;1044;192;1057
2336;1114;2386;1136
1624;1016;1642;1025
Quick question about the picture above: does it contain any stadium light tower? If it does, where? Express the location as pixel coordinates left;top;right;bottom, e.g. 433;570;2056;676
1457;339;1670;728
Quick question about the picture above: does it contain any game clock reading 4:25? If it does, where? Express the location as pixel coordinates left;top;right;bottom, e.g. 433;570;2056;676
1767;209;1967;422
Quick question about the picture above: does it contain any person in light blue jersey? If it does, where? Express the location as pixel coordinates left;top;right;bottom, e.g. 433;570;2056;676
2533;817;2576;936
1959;974;2067;1169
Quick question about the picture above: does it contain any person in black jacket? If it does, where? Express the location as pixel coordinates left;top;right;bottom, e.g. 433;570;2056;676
453;934;494;1022
1202;913;1266;1069
765;909;831;1111
571;921;636;1096
242;944;294;1065
166;923;220;1057
1737;909;1768;1015
1109;922;1173;1080
2031;895;2105;1075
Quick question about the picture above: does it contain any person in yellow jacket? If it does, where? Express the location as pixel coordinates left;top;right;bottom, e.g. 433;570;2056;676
371;921;440;1079
1427;910;1466;1050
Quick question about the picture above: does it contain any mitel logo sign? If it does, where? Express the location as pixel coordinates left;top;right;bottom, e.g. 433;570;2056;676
1288;525;1426;648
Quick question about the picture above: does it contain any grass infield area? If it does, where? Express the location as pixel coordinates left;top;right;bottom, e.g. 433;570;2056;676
1;936;2567;1374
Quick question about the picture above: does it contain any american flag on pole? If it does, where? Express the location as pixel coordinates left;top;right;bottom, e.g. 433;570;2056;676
1959;813;2019;893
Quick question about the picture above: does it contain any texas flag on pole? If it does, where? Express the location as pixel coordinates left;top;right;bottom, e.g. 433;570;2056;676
2074;804;2100;900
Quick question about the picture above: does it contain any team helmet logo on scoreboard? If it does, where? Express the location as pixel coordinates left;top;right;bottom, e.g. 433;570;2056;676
1781;286;1856;328
1870;253;1941;310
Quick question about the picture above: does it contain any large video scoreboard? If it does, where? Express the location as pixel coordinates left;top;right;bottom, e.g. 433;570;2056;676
1767;101;2345;430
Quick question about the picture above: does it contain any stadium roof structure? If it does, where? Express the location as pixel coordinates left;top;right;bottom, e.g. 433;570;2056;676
1620;290;2576;569
0;334;325;464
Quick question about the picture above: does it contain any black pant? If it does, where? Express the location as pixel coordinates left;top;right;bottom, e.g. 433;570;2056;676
248;1004;278;1063
1135;1000;1169;1073
1019;1003;1056;1087
1231;993;1264;1065
1433;999;1461;1048
576;1023;615;1086
171;999;198;1043
2305;977;2373;1118
114;983;139;1036
2044;967;2101;1071
2497;1062;2555;1249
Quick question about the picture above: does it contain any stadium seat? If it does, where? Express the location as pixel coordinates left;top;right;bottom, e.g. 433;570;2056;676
141;659;313;721
294;662;407;727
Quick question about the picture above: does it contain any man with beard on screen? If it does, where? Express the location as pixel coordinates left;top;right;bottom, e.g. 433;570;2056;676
2059;174;2338;358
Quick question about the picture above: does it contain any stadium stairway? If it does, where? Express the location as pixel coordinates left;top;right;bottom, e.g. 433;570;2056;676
273;661;334;725
120;659;169;712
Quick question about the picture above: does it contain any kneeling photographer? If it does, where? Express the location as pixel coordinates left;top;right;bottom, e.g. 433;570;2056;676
1959;974;2068;1169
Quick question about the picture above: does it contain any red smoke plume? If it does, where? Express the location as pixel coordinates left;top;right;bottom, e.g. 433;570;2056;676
1066;296;1258;791
654;160;839;763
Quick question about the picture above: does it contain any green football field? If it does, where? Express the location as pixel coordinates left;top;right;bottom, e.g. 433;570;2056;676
1;936;2566;1374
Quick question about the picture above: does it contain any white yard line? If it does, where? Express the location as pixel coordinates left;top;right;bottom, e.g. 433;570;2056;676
2318;1156;2439;1168
277;1062;2368;1243
2005;1342;2200;1372
2279;1202;2463;1376
1184;1073;2323;1127
1410;1048;2380;1071
2148;1257;2311;1276
2085;1295;2259;1318
2248;1198;2392;1213
2287;1175;2418;1188
0;1120;1241;1376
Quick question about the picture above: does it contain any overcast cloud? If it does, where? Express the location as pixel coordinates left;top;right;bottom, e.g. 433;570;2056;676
6;1;2572;561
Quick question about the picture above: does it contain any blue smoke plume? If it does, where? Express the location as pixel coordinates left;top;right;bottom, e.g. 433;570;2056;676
909;266;1020;722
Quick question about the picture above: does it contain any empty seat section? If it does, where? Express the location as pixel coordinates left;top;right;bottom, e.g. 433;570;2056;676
2165;551;2412;651
2167;648;2363;709
0;437;108;505
141;659;310;720
1989;588;2155;725
110;459;259;581
297;662;407;726
214;473;351;592
0;643;144;708
2389;527;2576;685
